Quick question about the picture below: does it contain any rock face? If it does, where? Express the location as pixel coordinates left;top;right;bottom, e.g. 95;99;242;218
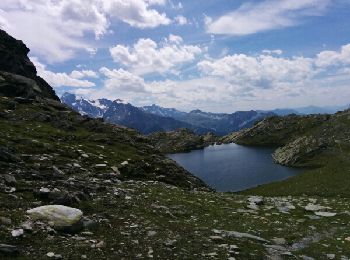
0;29;58;100
27;205;83;232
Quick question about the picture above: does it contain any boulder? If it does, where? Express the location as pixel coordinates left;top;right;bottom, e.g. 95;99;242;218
27;205;83;232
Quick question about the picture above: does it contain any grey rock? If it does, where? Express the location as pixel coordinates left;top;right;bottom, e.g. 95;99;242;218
3;174;16;185
222;230;269;243
0;216;12;225
27;205;83;232
0;244;19;256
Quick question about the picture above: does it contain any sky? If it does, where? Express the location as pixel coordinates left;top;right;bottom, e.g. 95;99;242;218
0;0;350;113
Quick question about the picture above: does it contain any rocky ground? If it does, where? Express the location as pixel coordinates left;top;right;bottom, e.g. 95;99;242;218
2;179;350;259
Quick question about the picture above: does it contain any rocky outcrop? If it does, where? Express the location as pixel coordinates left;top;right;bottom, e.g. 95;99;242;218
223;110;350;168
272;136;328;166
148;128;217;153
0;29;58;100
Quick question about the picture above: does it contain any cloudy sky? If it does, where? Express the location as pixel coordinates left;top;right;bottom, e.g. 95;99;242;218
1;0;350;112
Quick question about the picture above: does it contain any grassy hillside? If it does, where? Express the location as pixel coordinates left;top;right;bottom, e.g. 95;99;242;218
222;110;350;197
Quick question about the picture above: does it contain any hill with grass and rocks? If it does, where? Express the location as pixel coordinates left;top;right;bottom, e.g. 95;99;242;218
148;129;217;153
1;29;350;260
221;111;350;197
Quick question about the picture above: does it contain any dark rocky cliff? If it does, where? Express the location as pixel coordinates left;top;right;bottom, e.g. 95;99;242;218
0;29;59;100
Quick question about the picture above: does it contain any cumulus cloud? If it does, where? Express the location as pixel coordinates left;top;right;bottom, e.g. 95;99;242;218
99;67;146;92
315;44;350;67
198;54;314;88
31;57;96;88
109;35;202;75
0;0;171;63
206;0;331;35
92;42;350;112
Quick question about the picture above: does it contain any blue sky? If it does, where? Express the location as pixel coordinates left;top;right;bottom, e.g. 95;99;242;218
1;0;350;112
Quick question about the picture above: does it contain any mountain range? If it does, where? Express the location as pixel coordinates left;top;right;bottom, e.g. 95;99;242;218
61;93;277;135
62;93;348;136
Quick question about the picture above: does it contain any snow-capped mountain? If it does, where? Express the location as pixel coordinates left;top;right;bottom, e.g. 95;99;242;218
61;92;280;135
61;92;112;118
61;93;211;135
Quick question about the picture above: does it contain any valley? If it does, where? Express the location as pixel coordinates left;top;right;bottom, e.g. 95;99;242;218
1;28;350;260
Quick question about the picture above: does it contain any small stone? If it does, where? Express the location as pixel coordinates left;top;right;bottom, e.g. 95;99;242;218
121;161;128;166
147;231;157;237
305;204;326;211
81;255;87;259
315;212;337;217
52;166;64;175
11;229;24;237
164;239;176;247
345;237;350;242
111;166;121;174
248;196;263;205
95;164;107;167
47;252;55;257
40;187;50;193
209;236;223;241
21;220;33;231
272;238;287;245
0;216;12;225
3;174;16;185
327;254;336;259
95;241;105;248
81;154;89;158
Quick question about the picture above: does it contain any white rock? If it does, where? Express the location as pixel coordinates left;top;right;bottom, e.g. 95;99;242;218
11;229;24;237
121;161;128;166
81;154;89;158
304;203;327;211
47;252;55;257
248;196;263;205
27;205;83;230
40;187;50;193
315;212;337;217
95;164;107;167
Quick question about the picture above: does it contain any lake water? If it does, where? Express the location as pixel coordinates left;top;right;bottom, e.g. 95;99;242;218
167;143;301;192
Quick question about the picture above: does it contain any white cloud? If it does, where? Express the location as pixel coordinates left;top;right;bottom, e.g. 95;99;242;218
109;35;202;75
0;0;171;63
92;43;350;112
174;15;188;25
262;49;283;55
207;0;331;35
315;44;350;67
99;67;146;92
31;57;96;88
198;54;314;87
70;70;99;79
101;0;170;29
